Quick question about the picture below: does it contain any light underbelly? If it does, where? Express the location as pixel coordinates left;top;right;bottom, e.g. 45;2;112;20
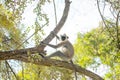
61;47;73;57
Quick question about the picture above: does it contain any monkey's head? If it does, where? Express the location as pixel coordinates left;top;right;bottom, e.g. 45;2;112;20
60;34;69;41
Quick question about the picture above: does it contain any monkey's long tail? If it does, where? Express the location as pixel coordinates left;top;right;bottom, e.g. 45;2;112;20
70;60;77;80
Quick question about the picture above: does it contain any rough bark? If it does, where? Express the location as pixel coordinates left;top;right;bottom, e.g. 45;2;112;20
0;0;104;80
16;57;103;80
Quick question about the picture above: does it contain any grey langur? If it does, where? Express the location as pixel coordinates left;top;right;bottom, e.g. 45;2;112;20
41;32;77;80
41;31;74;61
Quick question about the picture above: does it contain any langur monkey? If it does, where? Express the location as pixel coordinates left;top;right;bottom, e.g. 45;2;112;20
41;31;77;80
41;31;74;61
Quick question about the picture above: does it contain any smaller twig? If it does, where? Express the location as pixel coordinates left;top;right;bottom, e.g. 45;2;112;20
97;0;116;42
116;10;120;49
6;61;19;80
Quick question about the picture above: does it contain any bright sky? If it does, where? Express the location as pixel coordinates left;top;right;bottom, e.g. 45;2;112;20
22;0;101;43
44;0;101;43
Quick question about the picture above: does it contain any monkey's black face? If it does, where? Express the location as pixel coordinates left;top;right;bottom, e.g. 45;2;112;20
60;34;69;41
61;36;66;41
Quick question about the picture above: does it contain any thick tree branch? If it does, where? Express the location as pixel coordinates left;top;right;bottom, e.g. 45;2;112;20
41;0;71;44
15;57;103;80
0;47;42;60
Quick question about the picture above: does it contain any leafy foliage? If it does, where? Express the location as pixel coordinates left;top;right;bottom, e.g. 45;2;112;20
0;4;15;28
0;0;49;79
0;4;23;50
74;26;120;80
17;63;74;80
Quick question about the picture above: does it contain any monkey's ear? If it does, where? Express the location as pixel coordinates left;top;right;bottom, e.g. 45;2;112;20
61;34;69;39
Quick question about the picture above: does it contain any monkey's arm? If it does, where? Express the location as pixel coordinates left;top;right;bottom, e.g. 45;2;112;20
41;41;65;49
46;43;58;49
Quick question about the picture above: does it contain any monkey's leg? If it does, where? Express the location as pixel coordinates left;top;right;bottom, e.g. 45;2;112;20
46;51;66;59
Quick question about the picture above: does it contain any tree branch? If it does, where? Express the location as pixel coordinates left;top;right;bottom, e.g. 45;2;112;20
41;0;71;44
96;0;116;41
15;57;103;80
0;47;41;60
5;61;18;79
